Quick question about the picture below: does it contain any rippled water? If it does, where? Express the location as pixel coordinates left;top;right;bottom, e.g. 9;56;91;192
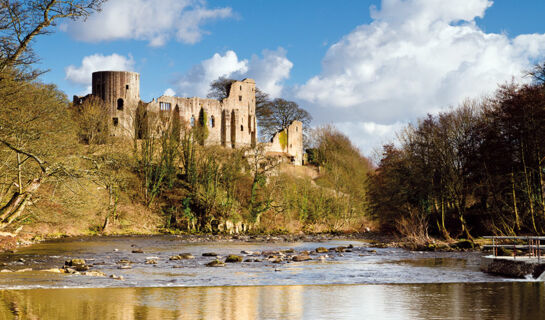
0;236;539;319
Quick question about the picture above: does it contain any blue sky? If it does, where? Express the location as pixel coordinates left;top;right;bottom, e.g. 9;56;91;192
34;0;545;156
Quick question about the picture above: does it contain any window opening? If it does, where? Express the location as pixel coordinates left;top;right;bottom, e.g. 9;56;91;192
240;125;244;132
160;102;171;111
209;116;215;128
117;98;124;111
113;118;119;126
190;115;195;127
239;96;242;101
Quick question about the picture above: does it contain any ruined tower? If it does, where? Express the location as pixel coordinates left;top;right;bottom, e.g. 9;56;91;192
92;71;140;136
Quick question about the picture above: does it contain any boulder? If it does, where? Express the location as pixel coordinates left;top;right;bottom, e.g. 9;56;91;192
225;255;243;263
292;255;312;262
202;252;218;257
117;259;132;264
179;253;195;259
131;249;144;254
65;258;86;267
169;255;182;260
145;259;157;264
206;260;225;267
316;247;328;253
110;274;124;280
74;265;89;272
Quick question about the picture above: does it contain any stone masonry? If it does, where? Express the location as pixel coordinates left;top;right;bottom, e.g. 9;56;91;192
74;71;302;165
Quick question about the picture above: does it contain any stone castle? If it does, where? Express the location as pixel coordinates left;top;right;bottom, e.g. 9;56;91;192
74;71;303;165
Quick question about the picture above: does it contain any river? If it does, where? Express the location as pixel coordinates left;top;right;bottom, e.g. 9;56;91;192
0;235;541;319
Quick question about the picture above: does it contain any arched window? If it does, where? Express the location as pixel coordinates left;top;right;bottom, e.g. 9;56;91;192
209;116;215;128
190;115;195;127
117;98;124;111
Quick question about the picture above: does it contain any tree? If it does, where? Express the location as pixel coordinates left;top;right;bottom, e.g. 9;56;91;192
72;95;109;144
0;0;105;79
0;77;76;229
528;62;545;84
207;77;236;100
257;98;312;140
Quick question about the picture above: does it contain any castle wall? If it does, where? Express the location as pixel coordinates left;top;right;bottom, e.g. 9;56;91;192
265;121;303;166
74;72;302;166
146;79;257;148
91;71;140;137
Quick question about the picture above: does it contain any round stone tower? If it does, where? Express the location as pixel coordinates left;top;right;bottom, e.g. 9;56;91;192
92;71;140;136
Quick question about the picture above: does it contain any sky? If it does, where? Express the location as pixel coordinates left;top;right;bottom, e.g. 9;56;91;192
34;0;545;158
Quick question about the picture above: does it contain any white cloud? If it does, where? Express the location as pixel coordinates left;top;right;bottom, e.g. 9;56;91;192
174;48;292;98
65;0;232;46
175;50;248;97
163;88;176;96
65;53;135;90
334;121;405;160
297;0;545;154
246;48;293;98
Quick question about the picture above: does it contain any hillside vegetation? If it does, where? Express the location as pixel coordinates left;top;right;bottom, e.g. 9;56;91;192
0;72;374;240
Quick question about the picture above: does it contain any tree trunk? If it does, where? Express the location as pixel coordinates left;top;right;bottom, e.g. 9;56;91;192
0;178;42;229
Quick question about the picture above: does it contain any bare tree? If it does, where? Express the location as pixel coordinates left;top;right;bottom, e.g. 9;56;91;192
528;62;545;84
206;77;236;100
72;95;109;145
258;98;312;140
0;79;76;229
0;0;105;79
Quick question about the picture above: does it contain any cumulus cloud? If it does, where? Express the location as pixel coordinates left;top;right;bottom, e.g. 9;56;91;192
174;48;292;98
65;53;135;91
246;48;293;98
175;50;248;97
334;121;405;161
163;88;176;96
64;0;232;46
296;0;545;154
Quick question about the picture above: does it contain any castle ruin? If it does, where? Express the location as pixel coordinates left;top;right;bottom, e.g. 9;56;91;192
74;71;303;165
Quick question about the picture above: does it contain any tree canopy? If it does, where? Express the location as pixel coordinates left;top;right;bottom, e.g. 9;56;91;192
0;0;105;79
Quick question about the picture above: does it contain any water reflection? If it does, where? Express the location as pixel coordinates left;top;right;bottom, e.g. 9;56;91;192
0;282;543;320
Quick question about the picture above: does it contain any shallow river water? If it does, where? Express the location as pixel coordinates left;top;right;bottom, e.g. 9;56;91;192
0;236;542;319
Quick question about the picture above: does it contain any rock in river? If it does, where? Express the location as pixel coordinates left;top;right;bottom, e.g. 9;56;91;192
206;260;225;267
292;255;312;262
315;247;328;253
202;252;218;257
225;255;243;263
